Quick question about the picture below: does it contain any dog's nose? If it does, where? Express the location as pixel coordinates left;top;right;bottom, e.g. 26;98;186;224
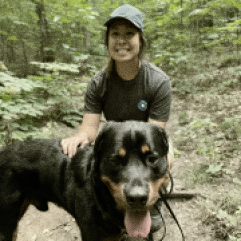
125;187;148;207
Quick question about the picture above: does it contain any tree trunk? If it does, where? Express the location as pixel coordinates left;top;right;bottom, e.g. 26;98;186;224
35;0;53;62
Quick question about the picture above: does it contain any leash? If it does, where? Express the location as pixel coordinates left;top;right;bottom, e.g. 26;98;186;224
154;171;185;241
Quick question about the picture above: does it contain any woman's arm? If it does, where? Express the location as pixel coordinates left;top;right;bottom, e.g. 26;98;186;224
61;113;101;158
148;118;166;129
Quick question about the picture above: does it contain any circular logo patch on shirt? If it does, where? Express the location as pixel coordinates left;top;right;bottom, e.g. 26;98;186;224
138;100;148;111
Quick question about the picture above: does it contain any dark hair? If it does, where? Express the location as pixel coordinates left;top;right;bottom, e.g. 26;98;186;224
104;27;146;78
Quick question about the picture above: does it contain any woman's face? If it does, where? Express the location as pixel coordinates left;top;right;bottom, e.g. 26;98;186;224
108;19;141;63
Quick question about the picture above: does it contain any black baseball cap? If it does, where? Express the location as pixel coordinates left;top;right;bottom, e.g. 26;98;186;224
104;4;144;32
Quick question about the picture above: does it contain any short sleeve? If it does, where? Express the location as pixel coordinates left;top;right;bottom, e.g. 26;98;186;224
148;78;172;122
84;71;106;114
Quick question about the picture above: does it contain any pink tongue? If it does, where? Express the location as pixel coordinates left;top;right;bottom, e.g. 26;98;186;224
124;210;151;238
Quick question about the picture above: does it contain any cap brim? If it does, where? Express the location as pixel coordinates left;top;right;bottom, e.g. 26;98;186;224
104;17;141;30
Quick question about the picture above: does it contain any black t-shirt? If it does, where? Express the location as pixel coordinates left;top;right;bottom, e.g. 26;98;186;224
84;60;171;122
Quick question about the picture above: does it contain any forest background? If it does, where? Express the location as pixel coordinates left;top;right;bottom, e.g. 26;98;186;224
0;0;241;240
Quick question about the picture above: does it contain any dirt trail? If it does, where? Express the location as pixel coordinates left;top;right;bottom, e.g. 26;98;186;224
17;96;217;241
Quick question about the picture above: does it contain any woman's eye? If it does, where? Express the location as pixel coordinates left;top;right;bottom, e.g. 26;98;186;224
126;32;135;37
127;31;132;35
110;32;118;37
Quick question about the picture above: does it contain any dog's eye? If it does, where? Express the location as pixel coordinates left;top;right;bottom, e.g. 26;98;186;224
109;156;121;165
147;154;159;165
108;155;126;166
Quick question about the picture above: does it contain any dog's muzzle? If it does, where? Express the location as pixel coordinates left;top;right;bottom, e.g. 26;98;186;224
123;181;151;238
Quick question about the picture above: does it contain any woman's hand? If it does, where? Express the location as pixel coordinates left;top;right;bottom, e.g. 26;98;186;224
61;135;89;158
61;113;101;158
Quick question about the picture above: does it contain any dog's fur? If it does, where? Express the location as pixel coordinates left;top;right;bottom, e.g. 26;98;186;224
0;121;169;241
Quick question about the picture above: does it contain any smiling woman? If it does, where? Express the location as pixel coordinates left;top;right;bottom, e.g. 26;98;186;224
61;4;173;234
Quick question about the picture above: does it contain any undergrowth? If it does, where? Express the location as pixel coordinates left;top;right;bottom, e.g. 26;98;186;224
174;93;241;240
171;49;241;240
0;71;87;146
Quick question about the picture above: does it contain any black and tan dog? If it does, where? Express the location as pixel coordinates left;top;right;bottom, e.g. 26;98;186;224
0;121;170;241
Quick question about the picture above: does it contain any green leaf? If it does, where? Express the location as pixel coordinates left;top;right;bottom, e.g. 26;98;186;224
7;35;18;41
206;164;223;174
1;94;12;102
3;113;13;120
189;8;208;17
0;30;8;36
61;17;71;23
218;209;228;219
233;178;241;186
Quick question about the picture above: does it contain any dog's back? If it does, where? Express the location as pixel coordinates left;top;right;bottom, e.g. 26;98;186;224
0;139;94;241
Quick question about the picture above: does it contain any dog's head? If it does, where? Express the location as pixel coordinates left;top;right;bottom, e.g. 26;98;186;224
94;121;169;238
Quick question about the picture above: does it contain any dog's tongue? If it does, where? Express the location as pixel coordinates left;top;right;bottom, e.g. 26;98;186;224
124;210;151;238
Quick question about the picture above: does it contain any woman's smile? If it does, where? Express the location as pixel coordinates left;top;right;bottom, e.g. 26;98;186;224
116;48;130;55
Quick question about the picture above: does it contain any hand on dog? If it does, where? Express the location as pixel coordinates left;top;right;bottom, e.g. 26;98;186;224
61;135;89;158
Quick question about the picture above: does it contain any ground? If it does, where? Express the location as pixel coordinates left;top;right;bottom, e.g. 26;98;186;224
17;90;241;241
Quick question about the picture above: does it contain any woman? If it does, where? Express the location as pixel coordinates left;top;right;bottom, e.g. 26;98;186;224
61;3;173;232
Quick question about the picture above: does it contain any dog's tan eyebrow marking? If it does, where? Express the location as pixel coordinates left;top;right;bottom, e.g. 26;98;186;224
118;148;126;157
141;144;150;154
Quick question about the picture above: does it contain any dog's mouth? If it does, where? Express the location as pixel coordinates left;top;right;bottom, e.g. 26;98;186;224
124;209;151;238
101;176;154;237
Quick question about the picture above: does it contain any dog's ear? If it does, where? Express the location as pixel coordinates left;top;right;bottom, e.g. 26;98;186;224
151;123;169;156
161;128;169;153
93;129;104;164
159;127;169;155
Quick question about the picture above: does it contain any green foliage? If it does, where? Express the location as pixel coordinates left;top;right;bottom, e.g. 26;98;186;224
221;118;241;140
143;0;241;71
185;163;210;185
175;114;240;184
233;178;241;186
217;208;240;232
0;73;48;144
229;236;241;241
44;0;102;56
206;164;223;176
0;0;104;74
1;0;241;76
178;111;190;125
0;71;86;146
202;192;241;240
